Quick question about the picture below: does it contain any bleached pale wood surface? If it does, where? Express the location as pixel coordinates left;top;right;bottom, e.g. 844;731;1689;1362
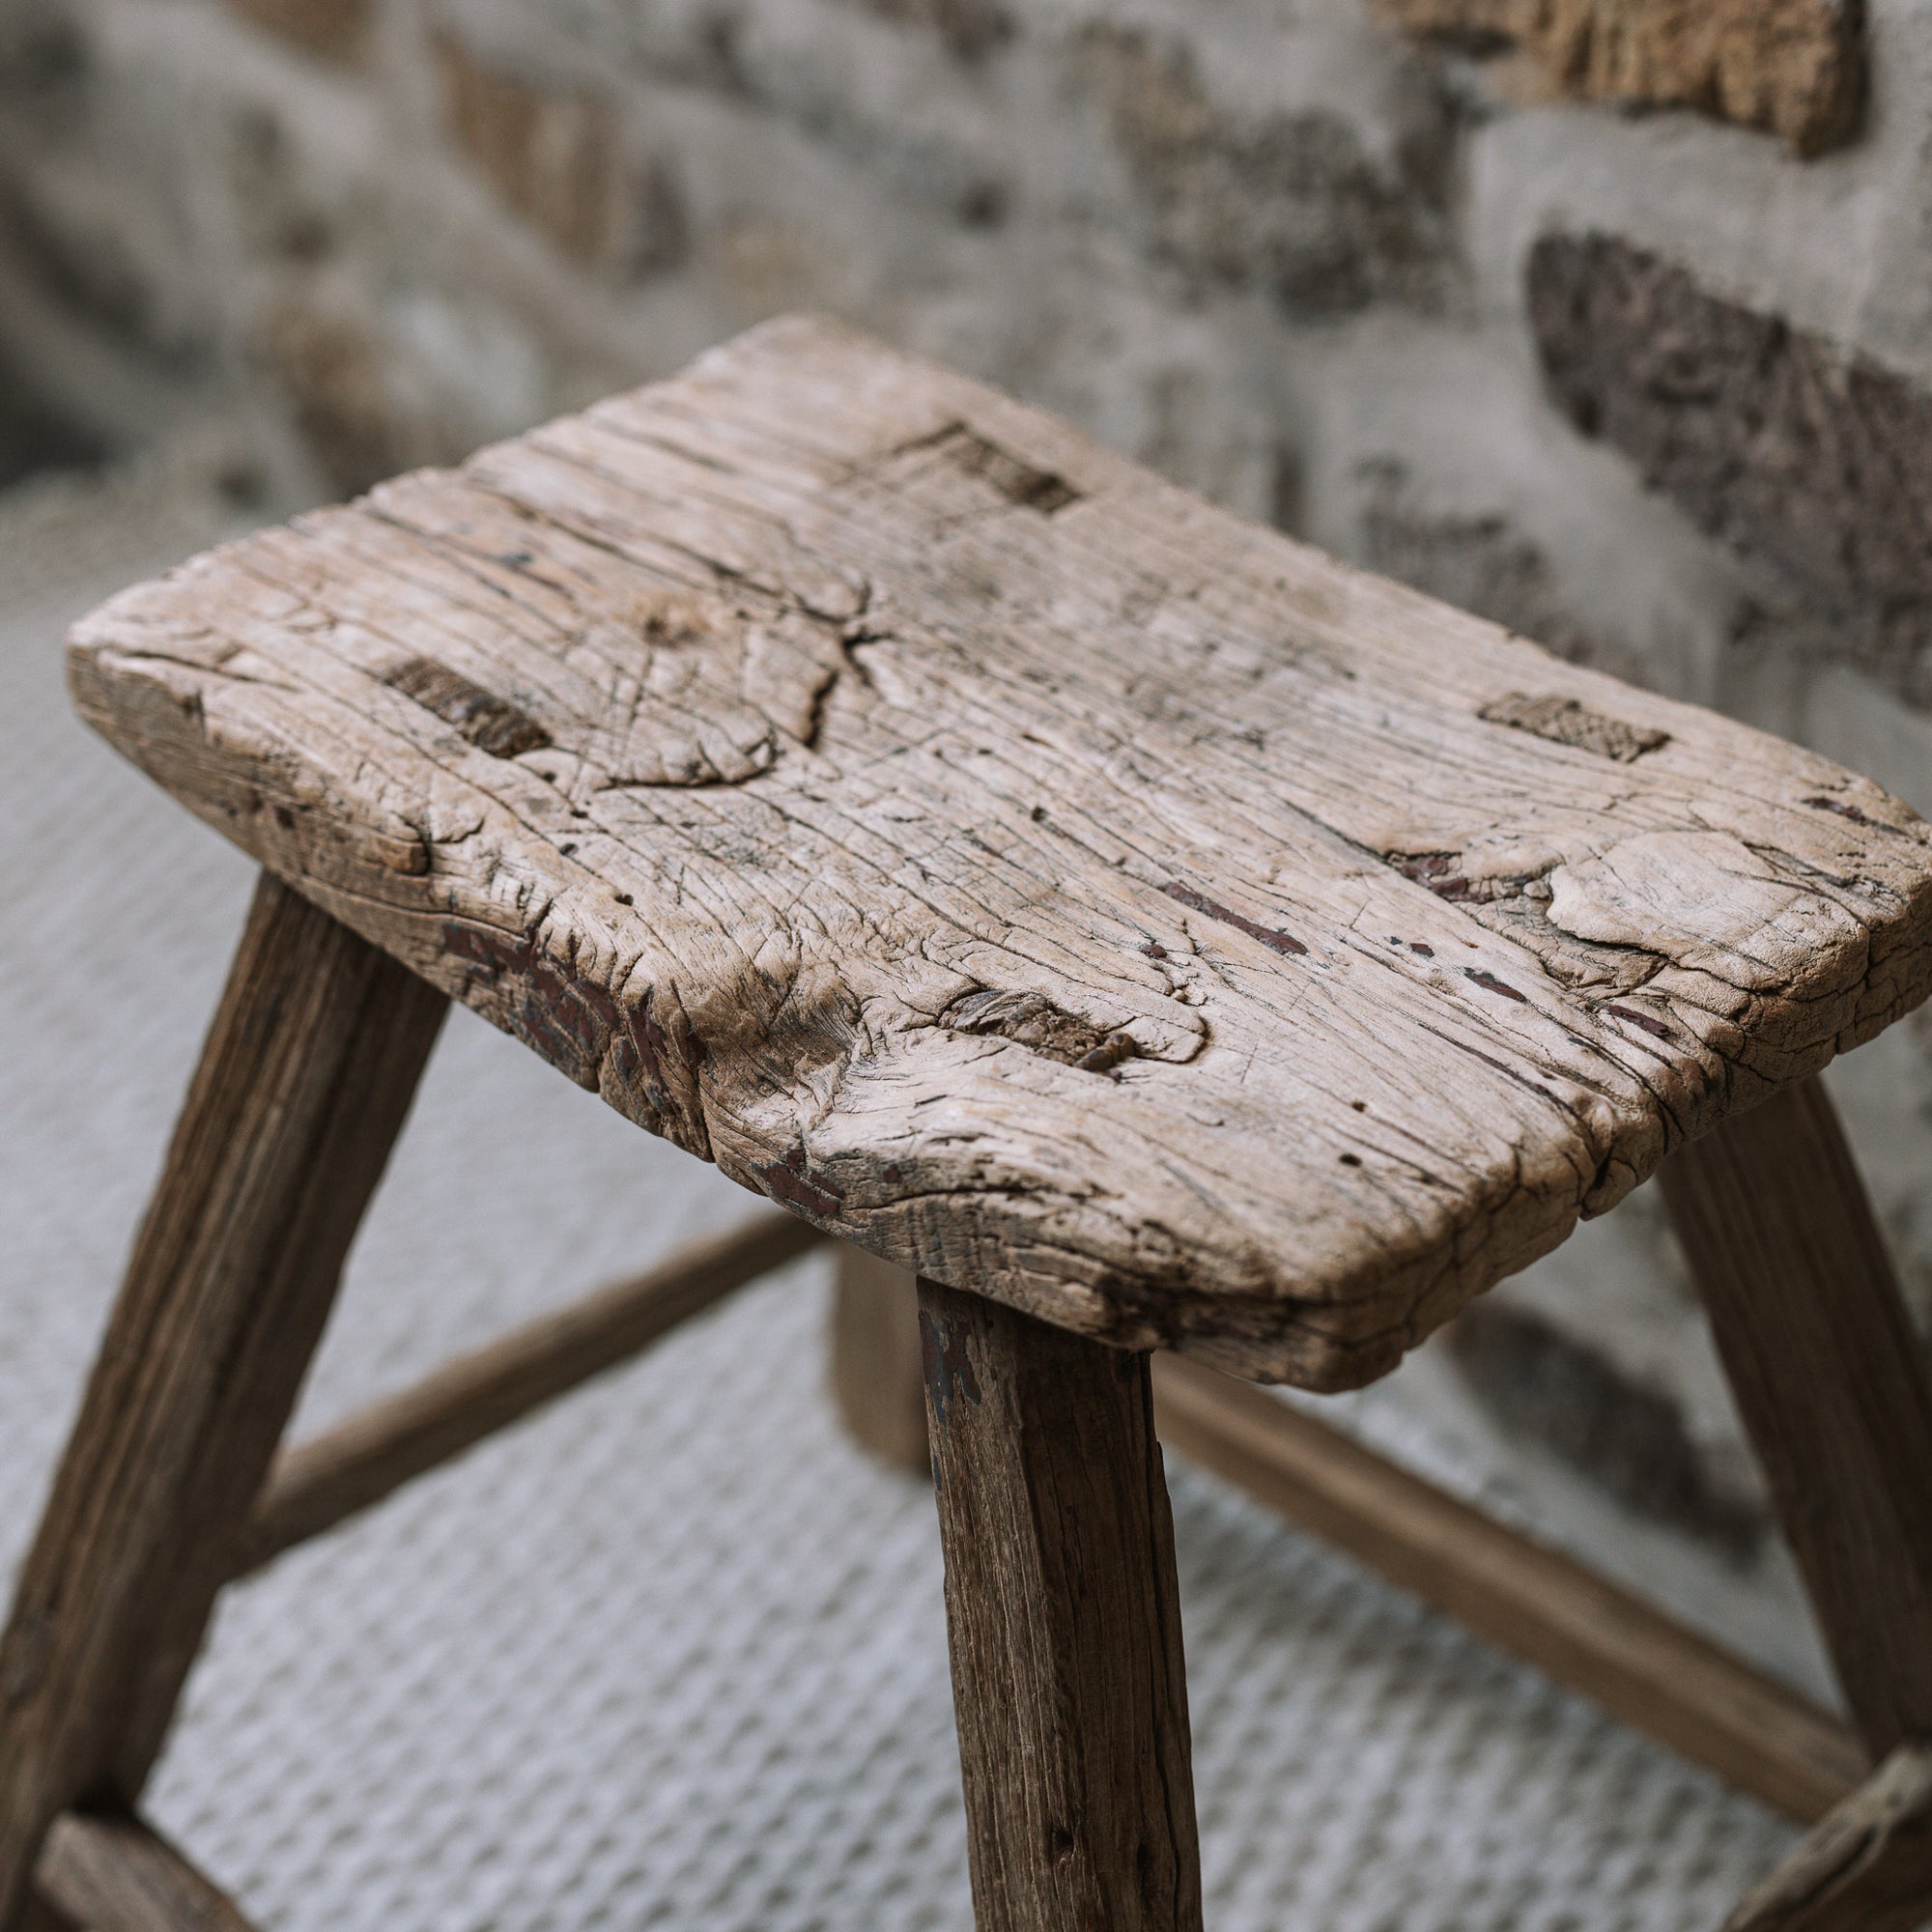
1721;1743;1932;1932
67;316;1932;1386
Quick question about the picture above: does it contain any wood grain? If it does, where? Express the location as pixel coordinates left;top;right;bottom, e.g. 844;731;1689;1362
35;1811;257;1932
0;876;444;1932
1723;1744;1932;1932
1151;1352;1867;1825
829;1247;929;1473
920;1278;1202;1932
68;316;1932;1386
242;1210;824;1570
18;1887;73;1932
1661;1076;1932;1758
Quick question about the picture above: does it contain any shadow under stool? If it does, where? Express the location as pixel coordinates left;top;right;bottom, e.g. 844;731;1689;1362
7;315;1932;1932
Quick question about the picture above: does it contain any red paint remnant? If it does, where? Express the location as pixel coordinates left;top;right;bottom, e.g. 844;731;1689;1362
1455;1039;1527;1080
443;920;619;1073
1464;967;1529;1004
440;920;708;1151
1605;1003;1673;1040
754;1144;845;1219
1388;852;1548;904
882;1163;903;1183
1804;794;1870;824
1141;941;1169;960
1162;880;1308;957
920;1308;983;1423
1394;852;1474;901
1408;942;1435;957
634;983;709;1094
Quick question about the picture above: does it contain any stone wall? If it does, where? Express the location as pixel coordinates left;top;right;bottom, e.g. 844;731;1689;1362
4;0;1931;1698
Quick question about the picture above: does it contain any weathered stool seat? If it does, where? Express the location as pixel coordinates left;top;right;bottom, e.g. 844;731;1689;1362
11;316;1932;1932
66;315;1932;1389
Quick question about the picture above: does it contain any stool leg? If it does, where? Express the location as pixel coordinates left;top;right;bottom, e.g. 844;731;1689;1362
828;1246;928;1473
1661;1075;1932;1756
0;875;446;1932
918;1278;1203;1932
16;1895;71;1932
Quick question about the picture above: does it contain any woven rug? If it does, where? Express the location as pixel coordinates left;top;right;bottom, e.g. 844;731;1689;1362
0;446;1800;1930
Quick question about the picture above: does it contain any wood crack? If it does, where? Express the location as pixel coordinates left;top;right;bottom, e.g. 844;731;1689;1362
66;313;1932;1387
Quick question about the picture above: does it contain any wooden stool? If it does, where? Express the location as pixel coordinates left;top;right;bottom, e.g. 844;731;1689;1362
8;316;1932;1932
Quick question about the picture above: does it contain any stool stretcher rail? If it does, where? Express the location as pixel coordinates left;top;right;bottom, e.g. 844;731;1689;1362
242;1212;827;1573
1150;1354;1867;1826
34;1810;257;1932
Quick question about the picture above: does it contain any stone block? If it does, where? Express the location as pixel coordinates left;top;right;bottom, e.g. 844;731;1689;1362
0;343;108;486
253;297;401;497
435;30;685;276
846;0;1011;64
1448;1297;1767;1561
251;274;554;497
225;0;372;65
0;6;89;111
226;104;341;267
0;169;185;360
1069;24;1452;319
1804;661;1932;820
624;3;1012;227
1371;0;1864;156
1355;457;1623;674
1529;232;1932;706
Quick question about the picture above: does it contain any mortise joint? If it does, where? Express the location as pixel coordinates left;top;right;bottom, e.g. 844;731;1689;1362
1480;692;1668;763
901;420;1081;513
385;657;552;758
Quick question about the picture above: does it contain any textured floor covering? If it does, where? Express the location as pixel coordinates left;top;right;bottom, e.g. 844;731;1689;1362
0;448;1802;1929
